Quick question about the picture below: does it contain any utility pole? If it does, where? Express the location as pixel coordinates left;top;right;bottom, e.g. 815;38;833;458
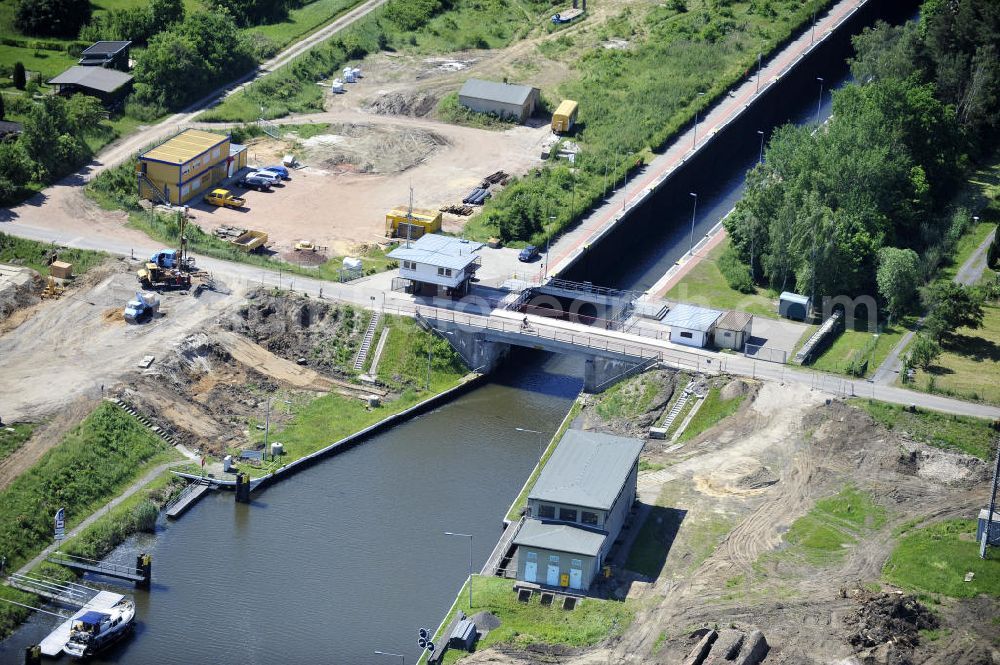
692;92;706;149
757;130;765;165
688;192;698;254
263;398;271;461
815;77;825;125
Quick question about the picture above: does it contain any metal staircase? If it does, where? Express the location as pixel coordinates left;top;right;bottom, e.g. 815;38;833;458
660;387;693;432
353;312;381;371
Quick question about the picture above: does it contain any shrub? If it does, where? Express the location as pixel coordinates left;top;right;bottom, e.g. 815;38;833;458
12;62;26;91
718;246;756;293
14;0;91;37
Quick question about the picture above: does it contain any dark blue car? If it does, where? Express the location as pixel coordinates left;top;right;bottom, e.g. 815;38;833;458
518;245;540;262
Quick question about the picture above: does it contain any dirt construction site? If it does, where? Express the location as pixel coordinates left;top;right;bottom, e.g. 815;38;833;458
1;257;999;663
458;371;1000;665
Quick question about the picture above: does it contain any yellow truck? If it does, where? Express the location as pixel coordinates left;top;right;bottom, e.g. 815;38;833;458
232;230;268;253
551;99;579;134
204;189;246;209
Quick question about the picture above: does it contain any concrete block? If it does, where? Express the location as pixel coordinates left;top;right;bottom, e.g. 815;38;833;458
681;630;717;665
649;427;667;440
704;629;744;663
733;630;769;665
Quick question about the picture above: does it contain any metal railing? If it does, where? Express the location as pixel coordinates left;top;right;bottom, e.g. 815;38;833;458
48;552;139;578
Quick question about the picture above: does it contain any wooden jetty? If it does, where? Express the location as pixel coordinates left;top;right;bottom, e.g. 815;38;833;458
46;552;150;588
38;590;125;657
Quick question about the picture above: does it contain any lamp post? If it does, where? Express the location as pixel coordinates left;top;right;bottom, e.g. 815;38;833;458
757;130;765;165
688;192;698;255
444;531;474;609
374;650;405;665
622;151;634;211
515;427;544;459
756;53;762;93
815;77;824;125
692;92;706;149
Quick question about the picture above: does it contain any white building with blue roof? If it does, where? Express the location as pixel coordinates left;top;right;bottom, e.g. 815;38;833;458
387;234;484;297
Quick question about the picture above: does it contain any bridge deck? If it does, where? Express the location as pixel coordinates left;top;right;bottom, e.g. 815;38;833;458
39;591;125;656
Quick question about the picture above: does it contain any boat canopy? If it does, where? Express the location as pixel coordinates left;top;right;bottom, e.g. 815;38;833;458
77;611;110;626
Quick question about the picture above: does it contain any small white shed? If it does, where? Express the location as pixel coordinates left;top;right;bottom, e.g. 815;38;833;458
662;304;723;348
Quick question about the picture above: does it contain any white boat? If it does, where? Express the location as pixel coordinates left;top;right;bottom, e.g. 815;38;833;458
63;598;135;659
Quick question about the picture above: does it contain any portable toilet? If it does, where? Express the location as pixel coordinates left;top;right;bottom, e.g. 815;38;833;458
351;67;362;79
343;67;356;83
342;257;362;272
223;455;234;473
331;79;344;94
779;292;811;321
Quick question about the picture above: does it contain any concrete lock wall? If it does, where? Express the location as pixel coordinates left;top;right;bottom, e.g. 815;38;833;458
432;322;510;373
584;355;634;393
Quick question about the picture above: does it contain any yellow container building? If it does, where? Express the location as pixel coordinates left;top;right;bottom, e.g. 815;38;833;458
138;129;245;205
385;207;443;239
551;99;579;134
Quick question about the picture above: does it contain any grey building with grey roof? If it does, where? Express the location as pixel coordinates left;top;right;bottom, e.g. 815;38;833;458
48;66;133;106
458;79;540;123
512;429;644;591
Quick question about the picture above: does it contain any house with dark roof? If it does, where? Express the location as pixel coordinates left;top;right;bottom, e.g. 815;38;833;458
512;429;644;591
458;78;540;123
48;66;133;106
78;41;131;71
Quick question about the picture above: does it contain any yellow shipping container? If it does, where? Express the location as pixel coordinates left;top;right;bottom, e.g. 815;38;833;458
551;99;579;134
385;207;442;239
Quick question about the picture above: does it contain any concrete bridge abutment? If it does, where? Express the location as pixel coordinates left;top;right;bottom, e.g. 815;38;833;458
583;355;635;393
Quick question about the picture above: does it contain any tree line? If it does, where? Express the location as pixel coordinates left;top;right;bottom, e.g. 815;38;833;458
724;0;999;324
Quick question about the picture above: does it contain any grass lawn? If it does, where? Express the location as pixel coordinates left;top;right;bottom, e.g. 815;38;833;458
664;238;777;319
852;399;997;460
426;576;633;664
0;232;108;276
909;303;1000;405
0;423;35;461
809;319;911;378
0;45;78;81
624;505;685;579
595;373;661;421
250;0;361;49
505;400;581;521
781;486;886;565
678;387;745;443
883;519;1000;598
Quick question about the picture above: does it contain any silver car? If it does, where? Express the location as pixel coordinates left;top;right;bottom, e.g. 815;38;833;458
248;170;282;186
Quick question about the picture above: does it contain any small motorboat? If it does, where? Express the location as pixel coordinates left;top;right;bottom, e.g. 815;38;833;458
63;598;135;659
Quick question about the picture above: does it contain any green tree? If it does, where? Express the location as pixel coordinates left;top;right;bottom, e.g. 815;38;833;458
0;142;32;205
13;63;26;91
876;247;921;320
987;226;1000;269
0;93;5;121
133;10;254;110
210;0;289;26
20;96;89;182
14;0;92;37
924;281;985;338
65;94;106;137
908;333;941;369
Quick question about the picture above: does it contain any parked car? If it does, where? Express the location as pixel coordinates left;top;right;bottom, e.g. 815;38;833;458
238;174;272;192
248;170;283;186
518;245;540;262
260;165;291;180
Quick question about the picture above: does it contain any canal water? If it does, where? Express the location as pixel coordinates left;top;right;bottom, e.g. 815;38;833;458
1;4;921;664
0;350;583;665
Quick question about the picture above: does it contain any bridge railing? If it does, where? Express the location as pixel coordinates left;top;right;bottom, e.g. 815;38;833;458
49;552;138;578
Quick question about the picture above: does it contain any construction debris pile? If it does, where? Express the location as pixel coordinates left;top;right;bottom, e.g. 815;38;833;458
365;91;438;117
440;204;474;216
222;288;369;375
301;123;447;174
213;225;249;241
845;593;938;665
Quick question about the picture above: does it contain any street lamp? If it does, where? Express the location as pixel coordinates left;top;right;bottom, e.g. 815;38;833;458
374;650;405;665
757;130;765;165
444;531;474;609
815;77;824;125
515;427;544;459
623;151;634;211
756;53;762;93
692;92;706;149
688;192;698;254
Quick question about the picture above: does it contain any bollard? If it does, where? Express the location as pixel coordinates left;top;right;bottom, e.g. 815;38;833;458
24;646;41;665
235;472;251;503
135;553;151;590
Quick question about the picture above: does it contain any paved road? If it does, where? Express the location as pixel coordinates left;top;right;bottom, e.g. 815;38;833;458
871;224;998;385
